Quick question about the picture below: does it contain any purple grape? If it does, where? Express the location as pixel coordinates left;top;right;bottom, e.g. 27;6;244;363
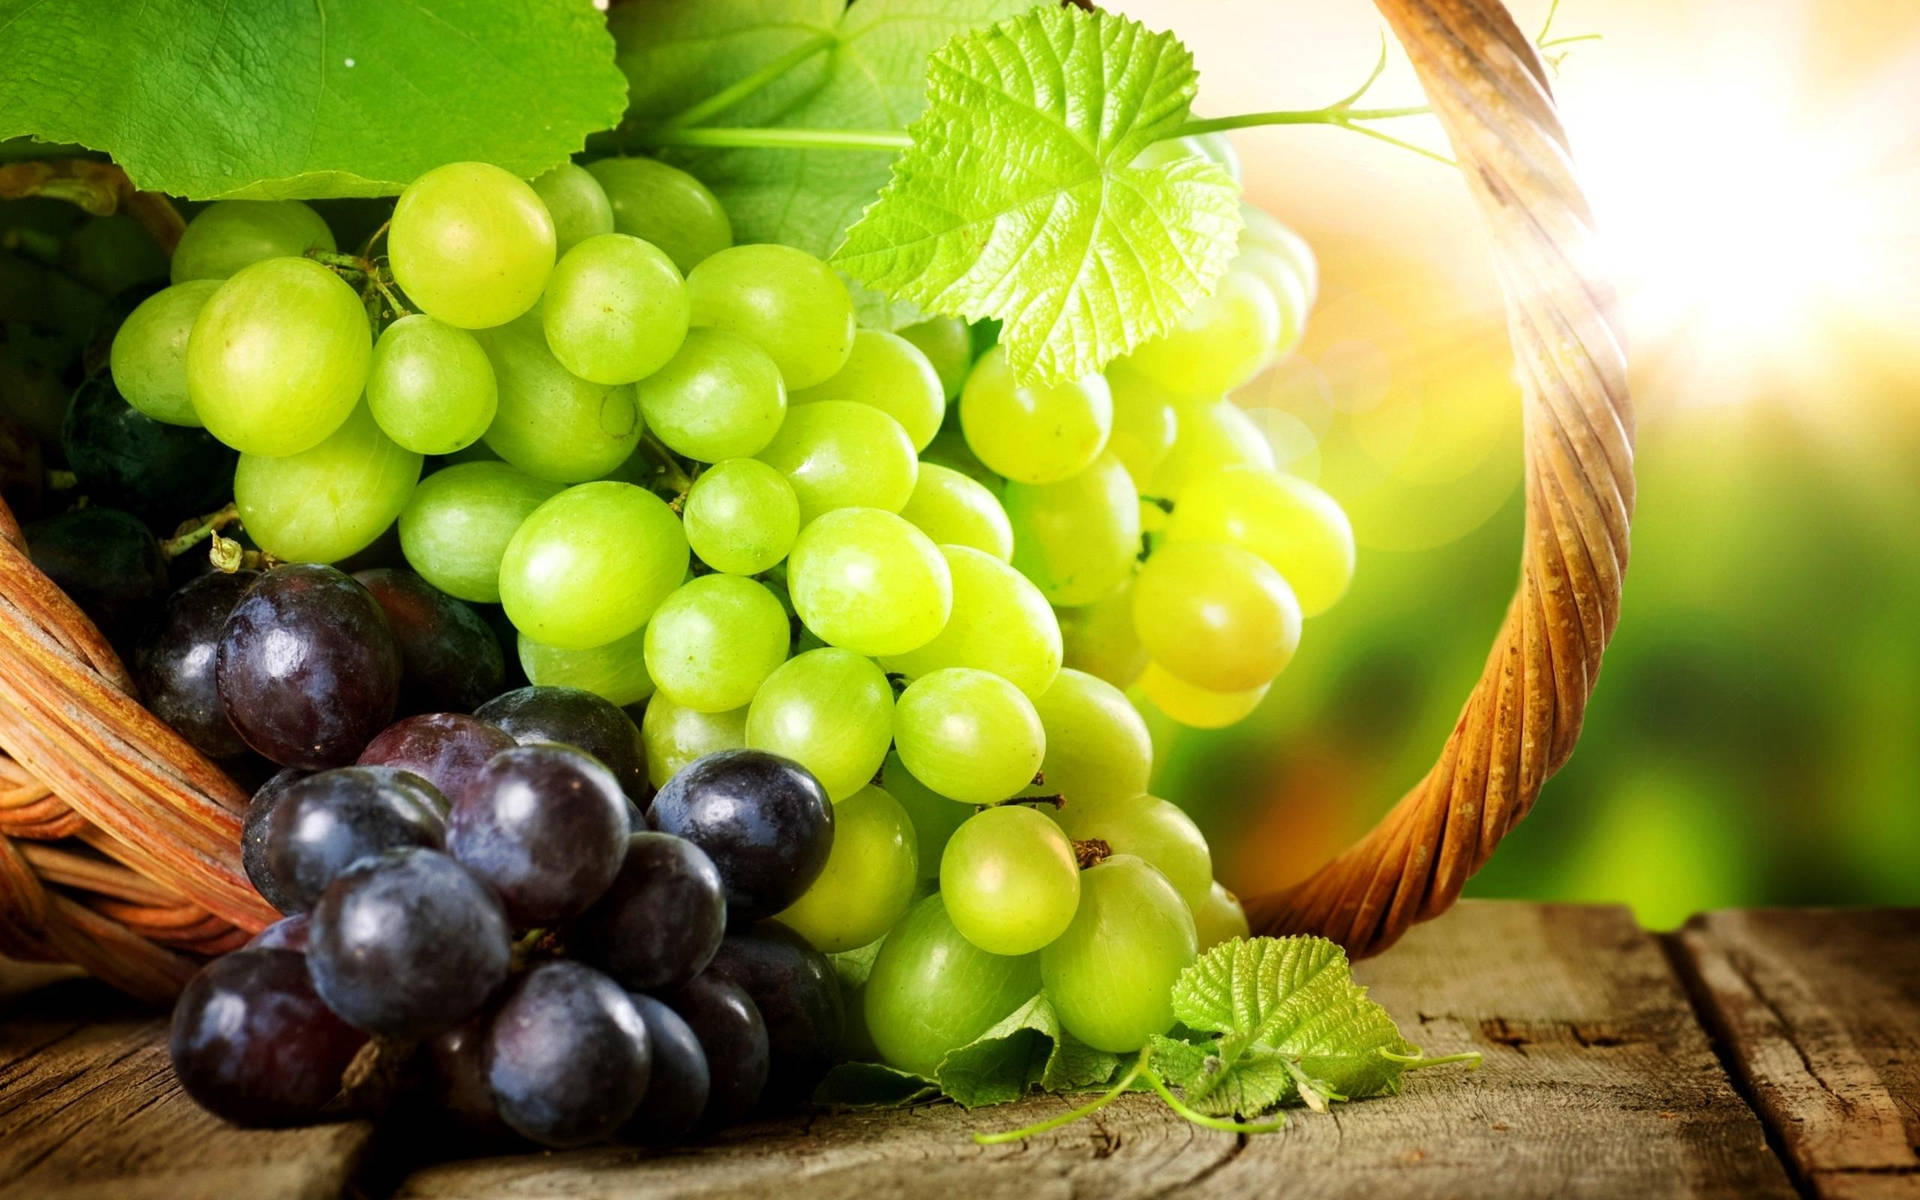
25;506;167;641
247;913;310;952
569;832;725;992
426;1013;516;1139
307;847;511;1039
62;373;235;525
357;712;516;802
354;567;505;713
242;768;308;914
706;924;845;1108
216;565;403;768
661;972;769;1128
648;750;833;924
133;569;258;759
623;994;710;1145
474;686;648;801
264;766;448;912
484;962;651;1148
447;744;631;928
168;948;366;1126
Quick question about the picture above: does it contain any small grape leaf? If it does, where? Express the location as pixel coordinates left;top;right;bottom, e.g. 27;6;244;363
828;938;887;993
0;0;627;200
1148;1035;1298;1118
611;0;1039;327
812;1060;941;1108
832;6;1243;383
936;992;1121;1107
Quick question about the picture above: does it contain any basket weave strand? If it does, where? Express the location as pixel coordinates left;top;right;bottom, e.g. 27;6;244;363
1245;0;1633;956
0;0;1632;995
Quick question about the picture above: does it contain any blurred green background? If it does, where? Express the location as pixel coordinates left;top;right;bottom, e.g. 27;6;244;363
1121;0;1920;926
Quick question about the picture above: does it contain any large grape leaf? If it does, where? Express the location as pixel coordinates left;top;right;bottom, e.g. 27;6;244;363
610;0;1039;326
0;0;627;200
832;5;1243;382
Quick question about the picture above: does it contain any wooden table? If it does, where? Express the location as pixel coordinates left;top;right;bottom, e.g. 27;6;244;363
2;902;1914;1200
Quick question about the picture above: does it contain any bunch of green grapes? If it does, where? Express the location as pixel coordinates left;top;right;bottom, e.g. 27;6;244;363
111;150;1348;1072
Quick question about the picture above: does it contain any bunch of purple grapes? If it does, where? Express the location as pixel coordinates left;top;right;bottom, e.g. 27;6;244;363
161;562;841;1146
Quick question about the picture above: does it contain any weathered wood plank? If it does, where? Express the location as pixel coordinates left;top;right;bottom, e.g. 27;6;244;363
1672;908;1920;1200
395;901;1795;1200
0;976;375;1200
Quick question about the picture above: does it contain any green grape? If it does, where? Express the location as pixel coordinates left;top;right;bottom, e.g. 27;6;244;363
864;894;1041;1078
389;161;555;329
790;329;945;451
939;805;1080;956
755;401;917;525
1041;854;1196;1052
682;458;800;575
498;481;689;649
584;157;733;274
366;314;498;455
881;545;1060;698
1127;134;1213;172
1136;661;1269;729
1193;880;1251;950
170;200;335;284
1057;576;1149;689
234;406;422;564
1147;398;1275;501
1133;541;1301;692
894;668;1045;805
529;162;615;257
109;280;220;426
1120;268;1280;403
642;694;748;790
897;316;972;399
899;462;1013;562
882;752;967;882
1030;668;1152;805
1235;247;1311;359
186;257;370;456
542;233;689;386
1004;453;1141;606
1102;364;1180;488
1240;202;1319;306
745;648;893;802
776;785;918;953
1192;131;1242;182
959;346;1112;484
787;508;951;658
475;319;644;482
635;328;785;462
1165;465;1355;617
518;625;655;707
643;574;790;713
398;462;563;603
687;244;854;389
1055;795;1210;911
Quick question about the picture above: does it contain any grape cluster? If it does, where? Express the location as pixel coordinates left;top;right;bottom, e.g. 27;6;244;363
50;150;1354;1122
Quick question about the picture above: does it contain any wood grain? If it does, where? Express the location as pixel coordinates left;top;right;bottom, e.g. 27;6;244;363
1672;909;1920;1200
395;902;1793;1200
0;977;374;1200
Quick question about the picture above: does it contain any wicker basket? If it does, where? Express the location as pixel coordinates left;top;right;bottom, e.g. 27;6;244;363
0;0;1630;1003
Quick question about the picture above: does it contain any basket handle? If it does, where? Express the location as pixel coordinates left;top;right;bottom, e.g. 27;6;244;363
1245;0;1634;957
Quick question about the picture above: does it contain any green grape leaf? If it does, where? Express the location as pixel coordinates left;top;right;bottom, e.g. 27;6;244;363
611;0;1039;327
0;0;627;200
832;6;1243;383
1159;936;1447;1114
936;992;1122;1107
812;1060;941;1108
1148;1035;1298;1118
828;938;887;993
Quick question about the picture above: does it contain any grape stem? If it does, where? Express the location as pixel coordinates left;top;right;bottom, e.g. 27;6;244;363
161;502;239;560
626;32;1450;166
638;432;695;497
973;1050;1148;1145
1143;1067;1289;1134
